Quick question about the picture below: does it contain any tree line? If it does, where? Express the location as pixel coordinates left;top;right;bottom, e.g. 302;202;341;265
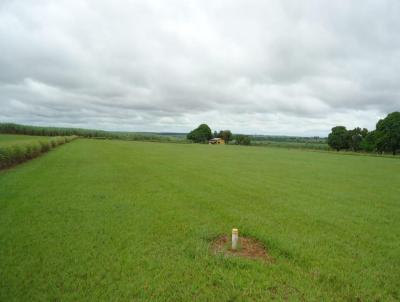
186;124;251;145
328;112;400;155
0;123;178;142
0;123;107;137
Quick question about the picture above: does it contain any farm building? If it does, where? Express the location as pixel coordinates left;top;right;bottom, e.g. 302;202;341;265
209;138;225;144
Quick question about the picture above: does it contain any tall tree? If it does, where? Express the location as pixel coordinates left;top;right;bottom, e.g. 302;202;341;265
327;126;349;151
375;112;400;155
218;130;233;144
328;126;348;151
213;131;218;138
187;124;212;143
360;130;377;152
361;128;369;138
348;127;363;151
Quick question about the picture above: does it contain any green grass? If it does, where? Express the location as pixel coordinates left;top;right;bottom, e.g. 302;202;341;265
252;140;330;151
0;139;399;301
0;134;50;146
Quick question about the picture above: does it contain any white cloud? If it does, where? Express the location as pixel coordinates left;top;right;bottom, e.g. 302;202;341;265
0;0;399;135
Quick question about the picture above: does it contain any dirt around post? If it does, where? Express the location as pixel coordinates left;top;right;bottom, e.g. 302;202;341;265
211;234;274;262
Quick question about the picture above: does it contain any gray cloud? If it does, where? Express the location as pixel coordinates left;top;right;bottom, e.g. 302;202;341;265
1;0;400;136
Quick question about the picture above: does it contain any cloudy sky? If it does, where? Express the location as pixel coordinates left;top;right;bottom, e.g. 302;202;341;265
0;0;399;136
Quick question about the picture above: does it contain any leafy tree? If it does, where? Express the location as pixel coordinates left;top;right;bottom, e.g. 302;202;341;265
348;127;363;151
327;126;349;151
235;135;251;145
213;131;218;138
361;128;368;138
375;112;400;155
218;130;233;144
360;130;377;152
187;124;212;143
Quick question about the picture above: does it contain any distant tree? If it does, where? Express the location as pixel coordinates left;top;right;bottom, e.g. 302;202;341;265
213;131;218;138
361;128;368;138
235;135;251;145
360;130;377;152
327;126;349;151
348;127;363;151
218;130;233;144
187;124;212;143
375;112;400;155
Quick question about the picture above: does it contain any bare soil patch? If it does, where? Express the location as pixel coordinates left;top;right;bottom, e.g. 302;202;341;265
211;235;274;262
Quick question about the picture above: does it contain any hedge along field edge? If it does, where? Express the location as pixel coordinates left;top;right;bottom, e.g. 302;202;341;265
0;136;78;170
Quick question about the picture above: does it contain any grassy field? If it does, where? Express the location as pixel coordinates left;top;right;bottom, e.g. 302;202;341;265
0;138;399;301
252;140;330;151
0;134;50;146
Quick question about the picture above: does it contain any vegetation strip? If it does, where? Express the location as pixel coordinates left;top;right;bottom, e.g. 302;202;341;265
0;122;183;143
0;136;77;169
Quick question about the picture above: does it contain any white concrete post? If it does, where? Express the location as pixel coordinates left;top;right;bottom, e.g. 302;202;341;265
232;228;239;250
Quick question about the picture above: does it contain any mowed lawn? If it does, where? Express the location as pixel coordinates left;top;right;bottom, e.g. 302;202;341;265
0;139;399;301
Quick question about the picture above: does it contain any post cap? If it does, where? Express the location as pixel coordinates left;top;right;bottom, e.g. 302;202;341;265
232;228;238;233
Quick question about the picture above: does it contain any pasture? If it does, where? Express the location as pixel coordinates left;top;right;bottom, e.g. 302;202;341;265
0;138;399;301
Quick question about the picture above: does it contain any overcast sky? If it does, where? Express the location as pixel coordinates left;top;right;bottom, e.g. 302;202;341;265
0;0;399;136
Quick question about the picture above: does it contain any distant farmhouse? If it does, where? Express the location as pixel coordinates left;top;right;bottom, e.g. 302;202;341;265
209;138;225;144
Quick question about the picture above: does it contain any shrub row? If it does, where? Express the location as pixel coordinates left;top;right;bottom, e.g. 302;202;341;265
0;123;183;142
0;136;77;169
